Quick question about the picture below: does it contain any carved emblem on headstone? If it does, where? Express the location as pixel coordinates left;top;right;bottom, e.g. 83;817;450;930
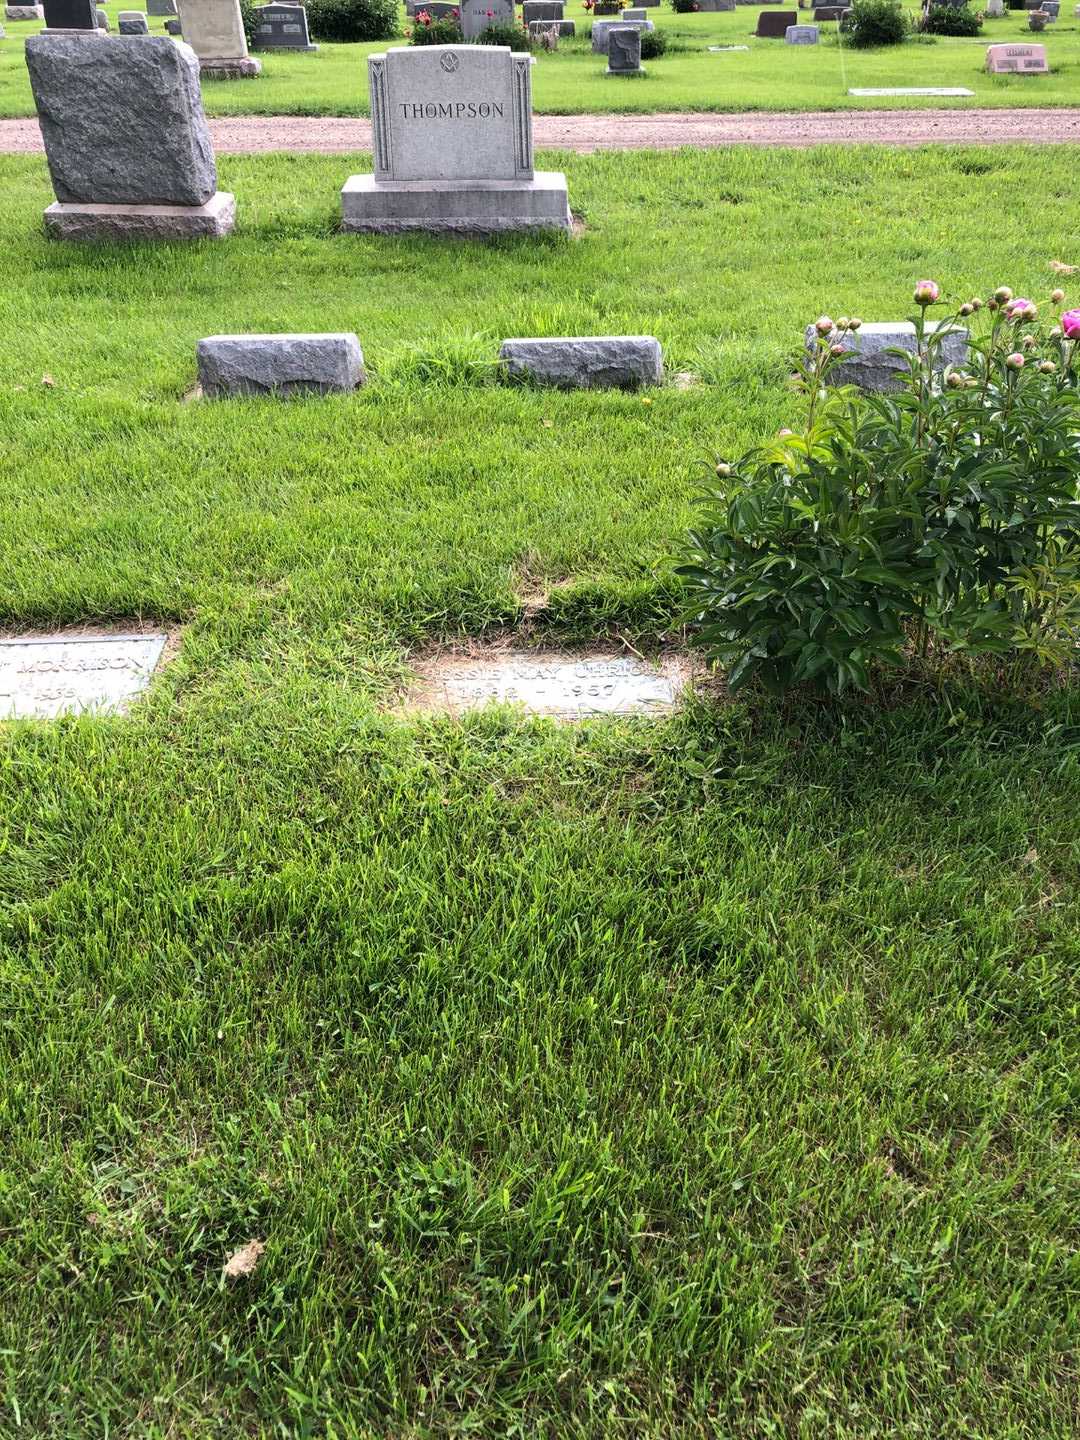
440;51;459;71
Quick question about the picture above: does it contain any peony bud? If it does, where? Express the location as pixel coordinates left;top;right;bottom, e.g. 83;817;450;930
946;372;965;389
814;315;835;337
959;303;974;317
830;343;846;357
837;316;850;330
1051;289;1065;305
778;428;794;438
1022;335;1037;351
1061;309;1080;340
1005;352;1025;370
716;462;732;477
913;280;940;306
971;298;983;311
994;286;1014;303
1038;360;1057;374
1007;298;1037;321
987;299;998;312
849;317;863;330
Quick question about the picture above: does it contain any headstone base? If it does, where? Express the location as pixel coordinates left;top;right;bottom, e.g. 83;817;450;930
44;192;236;242
252;38;316;50
606;63;645;75
341;174;572;236
528;17;575;33
6;4;45;14
200;56;263;77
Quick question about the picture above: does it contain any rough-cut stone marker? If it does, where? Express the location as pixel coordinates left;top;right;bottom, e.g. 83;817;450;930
26;34;235;241
607;25;643;74
805;322;969;392
118;9;150;30
500;337;662;390
196;334;366;397
5;4;45;16
0;633;167;720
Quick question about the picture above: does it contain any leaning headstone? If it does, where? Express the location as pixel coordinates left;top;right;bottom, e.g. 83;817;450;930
591;16;652;50
342;45;571;234
985;41;1047;70
251;1;317;48
606;25;642;72
785;22;818;39
805;322;969;392
118;10;150;30
177;0;261;75
499;337;662;389
197;334;365;396
755;8;797;34
146;0;176;13
42;0;97;29
5;5;45;16
460;0;512;38
26;35;235;240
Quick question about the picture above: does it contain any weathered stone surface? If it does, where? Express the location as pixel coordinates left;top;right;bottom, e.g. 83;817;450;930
118;9;150;30
0;632;167;720
622;7;648;17
178;0;256;67
197;333;366;397
805;322;970;392
44;191;235;241
696;0;736;9
5;5;45;17
521;0;563;19
146;0;176;13
500;336;662;390
590;16;652;50
27;36;217;206
528;16;574;34
412;653;688;719
607;25;642;73
342;174;571;234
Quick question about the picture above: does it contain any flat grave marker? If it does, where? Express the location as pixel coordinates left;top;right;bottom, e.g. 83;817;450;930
411;653;689;720
0;633;167;720
849;86;975;95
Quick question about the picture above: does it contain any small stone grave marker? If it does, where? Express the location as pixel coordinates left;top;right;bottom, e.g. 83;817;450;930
848;86;974;95
118;10;150;31
985;42;1048;71
785;22;818;41
0;633;167;720
459;0;512;37
607;25;643;73
413;653;688;719
5;5;45;17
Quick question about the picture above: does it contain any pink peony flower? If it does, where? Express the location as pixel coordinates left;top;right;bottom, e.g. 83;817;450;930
1061;309;1080;340
1007;298;1037;321
913;280;940;306
1005;352;1025;370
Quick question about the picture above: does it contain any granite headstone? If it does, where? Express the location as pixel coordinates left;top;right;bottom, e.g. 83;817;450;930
178;0;261;73
251;2;316;48
460;0;512;38
985;41;1047;70
606;24;642;72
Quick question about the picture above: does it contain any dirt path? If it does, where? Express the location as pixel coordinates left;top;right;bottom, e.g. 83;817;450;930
3;108;1080;154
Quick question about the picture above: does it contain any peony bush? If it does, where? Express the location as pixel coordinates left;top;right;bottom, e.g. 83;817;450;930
679;281;1080;695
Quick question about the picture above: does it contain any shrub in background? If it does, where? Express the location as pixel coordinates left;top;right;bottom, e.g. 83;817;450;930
919;1;982;33
473;18;533;47
409;9;463;41
844;0;908;46
670;0;702;11
238;0;259;46
306;0;398;40
639;28;668;56
678;285;1080;695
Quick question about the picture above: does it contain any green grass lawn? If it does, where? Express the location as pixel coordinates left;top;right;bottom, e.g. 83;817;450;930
1;144;1079;1437
1;4;1079;115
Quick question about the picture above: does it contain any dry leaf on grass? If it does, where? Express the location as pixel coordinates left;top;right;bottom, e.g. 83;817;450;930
1049;260;1078;275
41;374;55;388
222;1239;265;1280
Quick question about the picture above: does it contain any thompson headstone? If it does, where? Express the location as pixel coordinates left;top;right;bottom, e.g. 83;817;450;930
251;2;316;48
341;45;571;234
177;0;261;74
26;34;235;240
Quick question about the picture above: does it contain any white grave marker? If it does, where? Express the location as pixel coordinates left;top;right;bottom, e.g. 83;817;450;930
415;653;687;719
0;633;167;719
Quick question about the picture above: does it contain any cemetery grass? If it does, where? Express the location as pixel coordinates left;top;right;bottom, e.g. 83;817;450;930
3;6;1080;116
1;144;1079;1437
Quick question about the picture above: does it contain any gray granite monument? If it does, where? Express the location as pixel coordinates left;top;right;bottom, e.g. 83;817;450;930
146;0;176;13
197;334;365;396
806;321;969;392
341;45;571;235
26;34;235;240
178;0;261;74
606;25;642;73
500;337;662;388
591;17;652;51
42;0;98;28
5;5;45;17
251;1;316;48
460;0;512;37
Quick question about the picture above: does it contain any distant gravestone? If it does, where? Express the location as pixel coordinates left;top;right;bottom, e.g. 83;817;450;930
165;15;182;31
812;3;845;16
26;34;235;240
118;8;150;28
418;2;459;17
522;0;563;18
696;0;736;9
528;16;574;34
755;8;797;34
197;334;365;396
459;0;512;37
178;0;261;74
806;321;969;391
5;5;45;17
43;0;97;29
0;633;168;721
341;44;570;234
591;16;652;50
622;6;648;17
985;41;1047;70
985;0;1004;12
146;0;176;13
785;22;818;39
95;4;107;23
251;2;316;48
607;24;642;72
